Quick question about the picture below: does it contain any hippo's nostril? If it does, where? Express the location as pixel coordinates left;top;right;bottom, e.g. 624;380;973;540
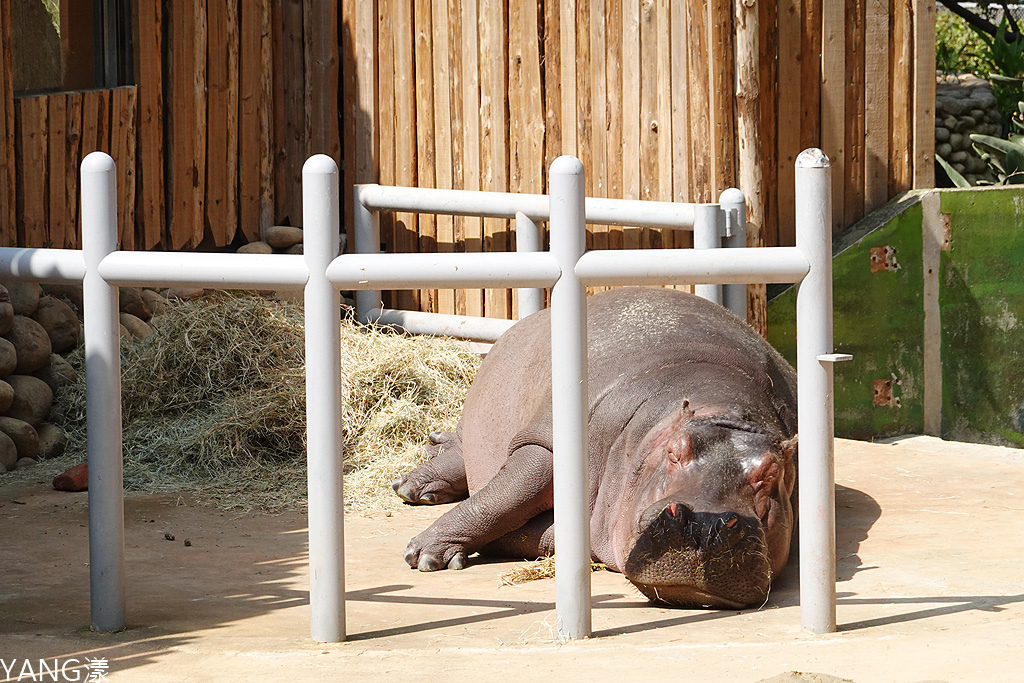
723;516;738;529
667;503;680;518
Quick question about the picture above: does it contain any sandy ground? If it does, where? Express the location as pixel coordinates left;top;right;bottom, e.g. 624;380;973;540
2;436;1023;682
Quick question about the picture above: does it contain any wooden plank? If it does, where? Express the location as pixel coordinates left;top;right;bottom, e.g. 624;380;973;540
912;0;935;189
760;0;779;249
133;0;166;249
275;0;305;227
821;0;845;233
415;0;438;314
394;0;419;311
447;0;469;315
479;0;509;319
543;0;561;177
0;0;15;241
169;0;196;249
432;0;454;315
192;0;208;247
589;0;609;255
560;0;577;157
709;0;735;196
112;87;138;250
844;0;865;226
240;0;262;242
64;92;83;248
353;0;377;183
16;96;48;248
206;0;235;246
47;94;67;250
655;0;671;203
623;0;641;250
863;0;890;213
890;0;912;194
776;0;801;249
576;0;592;208
377;0;397;269
685;0;711;203
605;0;623;250
639;0;657;203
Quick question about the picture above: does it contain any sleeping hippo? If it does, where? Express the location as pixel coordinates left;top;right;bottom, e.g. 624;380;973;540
393;287;798;608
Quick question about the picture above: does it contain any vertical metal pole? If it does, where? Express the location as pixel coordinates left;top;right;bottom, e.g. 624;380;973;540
353;184;381;322
719;188;748;320
795;148;837;634
548;156;591;640
81;152;126;632
515;211;544;318
693;204;723;305
303;155;346;642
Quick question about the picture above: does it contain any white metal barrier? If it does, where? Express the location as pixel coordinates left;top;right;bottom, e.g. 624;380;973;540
353;179;749;340
0;149;842;642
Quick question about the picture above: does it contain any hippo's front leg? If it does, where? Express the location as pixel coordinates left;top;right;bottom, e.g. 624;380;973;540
403;444;554;571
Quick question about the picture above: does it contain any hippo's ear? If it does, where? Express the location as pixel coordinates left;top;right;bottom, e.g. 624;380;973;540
679;400;695;419
780;435;798;464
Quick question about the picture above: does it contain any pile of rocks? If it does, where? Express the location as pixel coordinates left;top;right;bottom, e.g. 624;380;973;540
0;282;78;472
936;75;1003;185
236;225;306;255
0;283;183;475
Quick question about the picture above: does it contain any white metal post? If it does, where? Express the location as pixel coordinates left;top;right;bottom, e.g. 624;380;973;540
515;211;544;318
719;188;748;320
81;152;126;632
548;156;591;640
303;156;346;642
795;148;839;634
693;204;723;305
353;185;382;323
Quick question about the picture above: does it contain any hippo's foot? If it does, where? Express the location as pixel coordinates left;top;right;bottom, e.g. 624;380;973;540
392;432;469;505
403;528;469;571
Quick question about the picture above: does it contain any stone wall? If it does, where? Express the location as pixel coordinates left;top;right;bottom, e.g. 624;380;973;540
935;75;1002;185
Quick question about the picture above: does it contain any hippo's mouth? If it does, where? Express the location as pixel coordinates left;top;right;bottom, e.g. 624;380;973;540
622;502;773;609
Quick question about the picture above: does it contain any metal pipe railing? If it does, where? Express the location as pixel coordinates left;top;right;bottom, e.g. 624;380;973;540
11;150;840;645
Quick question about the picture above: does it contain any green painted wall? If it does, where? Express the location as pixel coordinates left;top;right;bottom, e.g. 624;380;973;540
768;186;1024;447
939;190;1024;446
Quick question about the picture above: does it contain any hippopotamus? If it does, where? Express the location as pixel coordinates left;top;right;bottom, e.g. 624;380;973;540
393;287;798;608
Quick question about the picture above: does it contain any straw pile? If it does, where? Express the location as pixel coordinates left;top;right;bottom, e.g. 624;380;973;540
51;292;480;512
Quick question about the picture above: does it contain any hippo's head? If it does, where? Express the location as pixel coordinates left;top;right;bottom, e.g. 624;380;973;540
610;402;797;609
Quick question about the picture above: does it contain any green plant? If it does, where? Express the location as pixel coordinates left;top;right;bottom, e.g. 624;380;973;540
936;11;992;77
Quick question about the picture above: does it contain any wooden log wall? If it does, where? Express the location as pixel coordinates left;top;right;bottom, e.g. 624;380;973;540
342;0;936;321
1;0;934;324
0;0;338;251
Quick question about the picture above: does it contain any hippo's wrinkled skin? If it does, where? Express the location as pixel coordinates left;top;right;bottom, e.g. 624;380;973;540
393;287;798;608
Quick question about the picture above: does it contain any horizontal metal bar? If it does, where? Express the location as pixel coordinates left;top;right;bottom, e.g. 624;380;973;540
327;252;561;290
575;246;810;287
368;308;515;342
0;247;86;283
98;252;309;289
356;184;700;229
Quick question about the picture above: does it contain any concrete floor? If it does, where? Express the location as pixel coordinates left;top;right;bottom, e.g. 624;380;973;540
2;437;1023;682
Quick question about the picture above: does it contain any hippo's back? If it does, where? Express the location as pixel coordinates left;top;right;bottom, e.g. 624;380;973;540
459;287;797;492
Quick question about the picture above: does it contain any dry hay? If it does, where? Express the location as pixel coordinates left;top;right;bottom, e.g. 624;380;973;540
499;557;607;586
52;292;480;512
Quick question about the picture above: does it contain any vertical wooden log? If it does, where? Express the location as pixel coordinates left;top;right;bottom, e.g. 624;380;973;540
709;0;736;196
760;0;780;248
192;0;208;247
433;0;455;315
169;0;196;249
605;0;624;250
844;0;865;226
685;0;710;203
776;0;801;248
912;0;935;189
623;0;641;249
275;0;306;227
479;0;510;319
447;0;467;315
65;92;83;247
735;0;767;333
461;0;483;317
543;0;562;175
864;0;890;213
890;0;912;194
394;0;419;311
0;0;17;243
17;96;48;248
378;0;397;269
133;0;166;250
258;0;275;235
206;0;238;247
577;0;592;209
560;0;578;157
113;87;137;250
639;0;658;204
415;0;439;313
821;0;845;233
48;94;67;250
589;0;609;259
